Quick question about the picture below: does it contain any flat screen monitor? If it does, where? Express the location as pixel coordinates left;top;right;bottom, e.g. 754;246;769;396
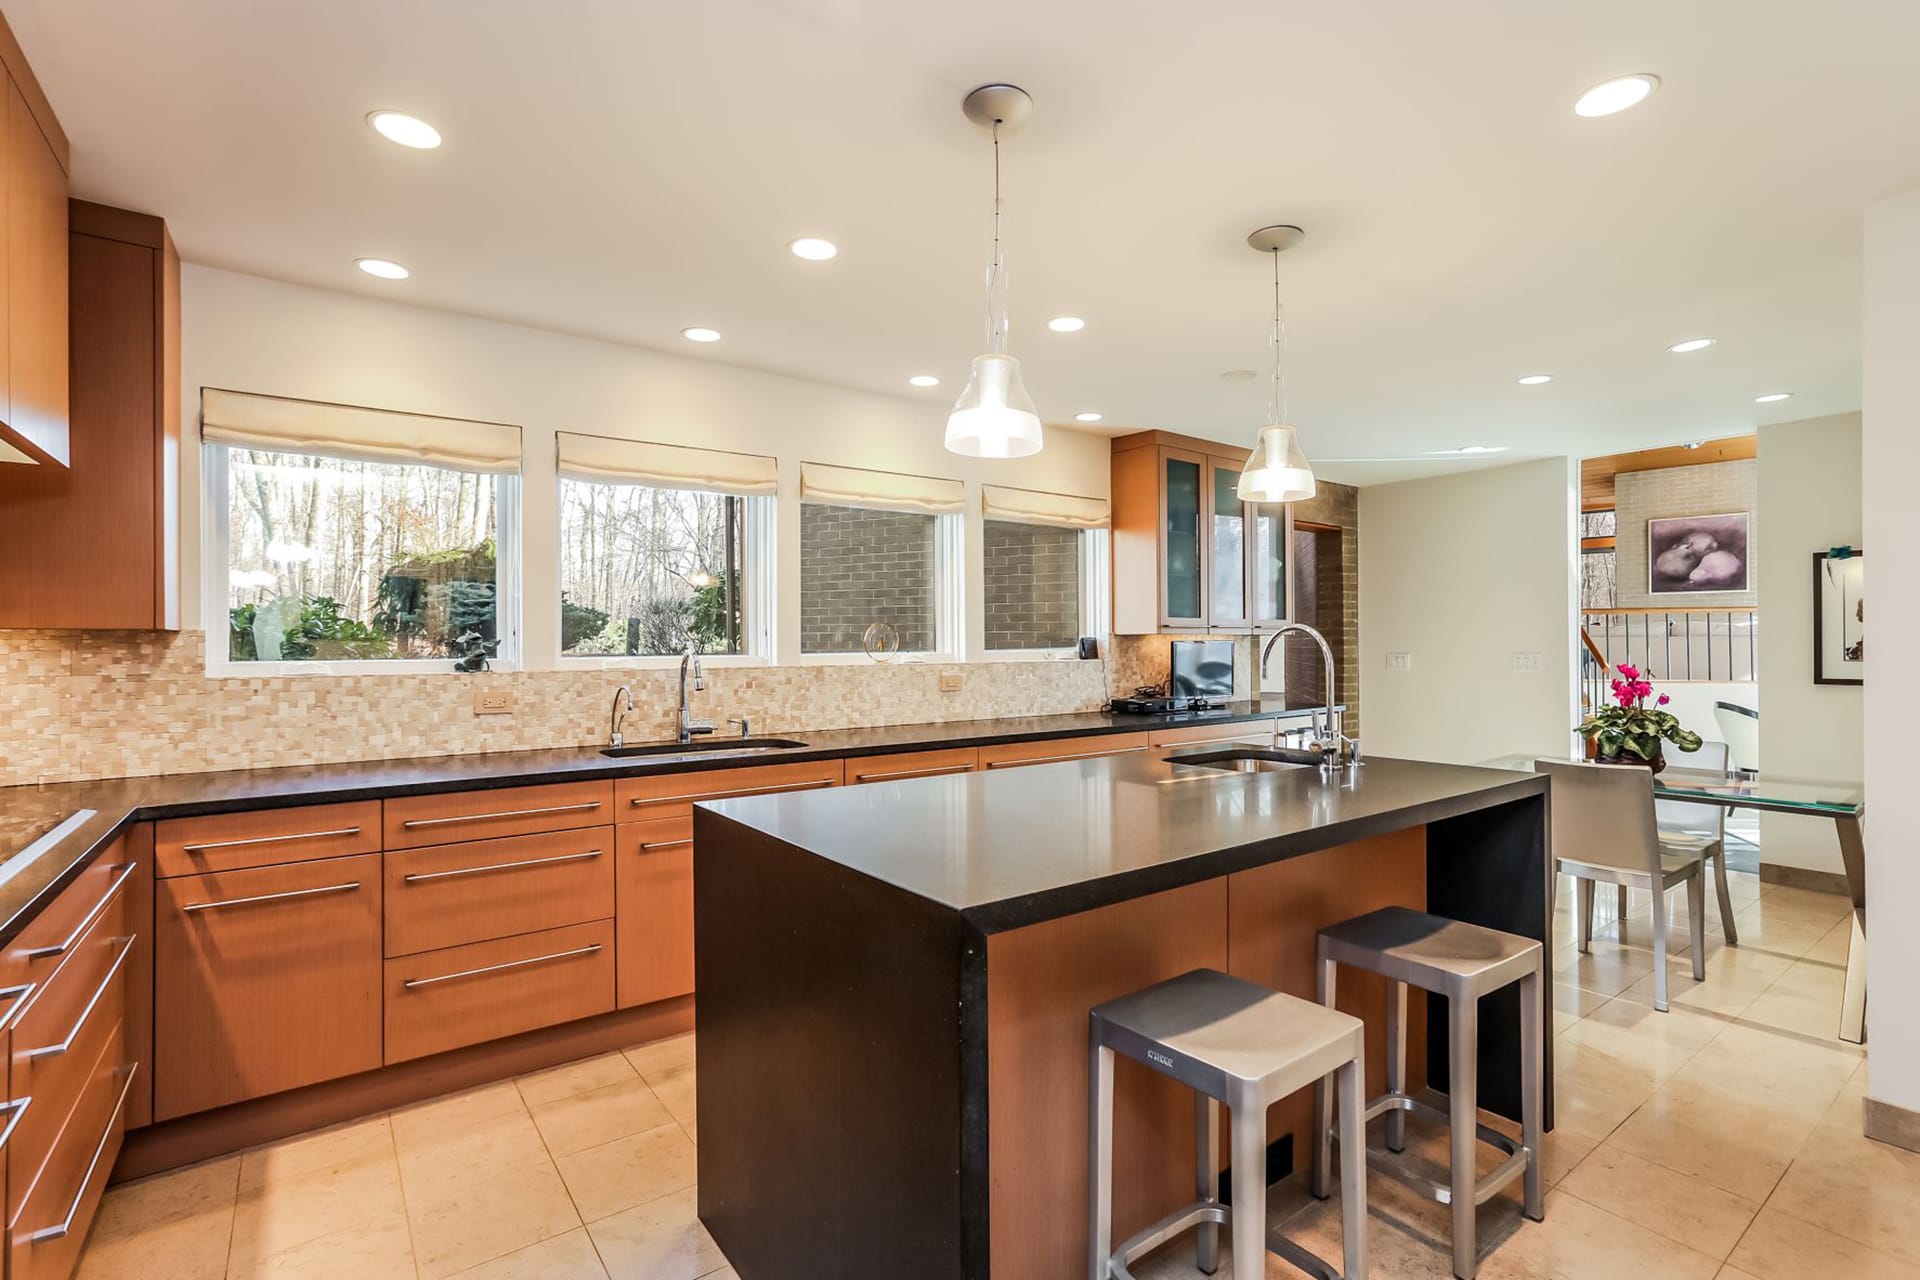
1169;640;1235;702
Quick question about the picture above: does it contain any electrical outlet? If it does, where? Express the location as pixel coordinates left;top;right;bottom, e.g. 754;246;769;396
473;689;515;715
1512;652;1542;674
938;671;964;693
1385;652;1412;671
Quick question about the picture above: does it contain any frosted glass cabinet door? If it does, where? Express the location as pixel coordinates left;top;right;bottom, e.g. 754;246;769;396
1250;503;1288;627
1209;463;1250;628
1161;452;1204;626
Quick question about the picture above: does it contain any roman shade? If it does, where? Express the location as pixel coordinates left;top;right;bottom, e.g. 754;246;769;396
799;462;965;515
556;432;777;496
980;484;1109;529
201;389;522;474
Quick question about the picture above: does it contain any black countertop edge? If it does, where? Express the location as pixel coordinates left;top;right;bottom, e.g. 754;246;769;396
0;702;1334;948
958;770;1549;934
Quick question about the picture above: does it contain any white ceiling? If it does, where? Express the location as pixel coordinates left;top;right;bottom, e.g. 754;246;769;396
11;0;1915;484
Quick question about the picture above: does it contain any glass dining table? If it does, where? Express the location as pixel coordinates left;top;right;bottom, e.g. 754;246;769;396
1481;754;1866;1043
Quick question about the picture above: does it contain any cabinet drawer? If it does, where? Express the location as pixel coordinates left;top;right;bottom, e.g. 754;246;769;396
8;886;129;1216
844;748;978;785
977;733;1152;770
616;760;842;822
155;801;382;877
385;827;615;957
4;841;137;993
8;1021;130;1279
1149;721;1276;748
615;819;693;1009
384;781;613;850
384;920;614;1063
154;856;383;1121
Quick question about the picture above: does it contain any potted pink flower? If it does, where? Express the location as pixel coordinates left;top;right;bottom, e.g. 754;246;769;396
1577;663;1703;773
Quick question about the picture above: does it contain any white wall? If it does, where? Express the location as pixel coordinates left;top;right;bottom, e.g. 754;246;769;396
179;265;1112;668
1863;192;1920;1118
1756;413;1863;874
1358;458;1578;764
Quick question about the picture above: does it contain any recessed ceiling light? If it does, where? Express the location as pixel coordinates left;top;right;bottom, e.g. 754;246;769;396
1427;445;1509;456
1047;316;1086;333
1517;374;1553;385
1754;391;1792;403
1074;411;1103;422
1574;74;1660;118
682;327;721;343
1668;337;1716;354
366;111;441;149
789;237;837;261
1219;369;1257;382
909;375;940;388
355;258;409;280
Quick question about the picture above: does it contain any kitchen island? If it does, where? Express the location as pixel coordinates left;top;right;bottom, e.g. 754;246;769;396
693;750;1551;1280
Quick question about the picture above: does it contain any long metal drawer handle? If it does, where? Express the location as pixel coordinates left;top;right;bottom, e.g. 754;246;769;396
637;838;693;852
29;1064;137;1244
986;745;1149;768
854;763;974;782
22;862;138;960
0;1096;30;1152
630;779;835;807
402;943;603;989
401;800;604;829
27;935;135;1062
402;849;603;884
181;881;362;912
180;826;361;854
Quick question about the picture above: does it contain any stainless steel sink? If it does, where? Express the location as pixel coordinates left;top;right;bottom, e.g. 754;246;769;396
601;738;809;759
1170;747;1322;773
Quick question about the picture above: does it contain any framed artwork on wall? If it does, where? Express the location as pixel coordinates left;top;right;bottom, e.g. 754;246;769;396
1813;550;1865;686
1648;512;1750;594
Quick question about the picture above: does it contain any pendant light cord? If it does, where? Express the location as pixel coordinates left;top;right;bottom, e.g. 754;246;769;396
1269;247;1289;425
986;119;1006;354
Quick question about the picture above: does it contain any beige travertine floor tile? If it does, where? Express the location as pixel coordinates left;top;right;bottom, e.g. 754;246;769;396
1614;945;1793;1018
447;1226;609;1279
1556;1143;1759;1259
1818;1059;1867;1130
587;1187;731;1280
1727;1204;1920;1280
527;1076;674;1158
1548;1034;1663;1140
1477;1191;1721;1280
1738;958;1853;1040
404;1158;582;1280
1603;1078;1815;1203
516;1051;639;1108
229;1119;409;1272
1802;915;1854;965
555;1122;699;1224
237;1115;394;1194
1769;1120;1920;1264
1554;943;1656;997
78;1156;241;1280
225;1213;417;1280
646;1058;698;1140
1754;886;1850;919
1676;1022;1860;1120
393;1085;552;1202
391;1081;528;1152
624;1033;694;1081
1557;995;1724;1083
1716;1269;1765;1280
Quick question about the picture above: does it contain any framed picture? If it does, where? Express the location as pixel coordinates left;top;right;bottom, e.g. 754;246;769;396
1813;550;1865;686
1647;512;1750;594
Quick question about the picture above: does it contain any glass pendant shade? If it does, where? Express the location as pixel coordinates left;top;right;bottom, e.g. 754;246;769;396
945;353;1044;459
1237;423;1317;503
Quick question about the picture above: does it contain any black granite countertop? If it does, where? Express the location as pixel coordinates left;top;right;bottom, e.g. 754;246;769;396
0;702;1331;946
701;752;1547;932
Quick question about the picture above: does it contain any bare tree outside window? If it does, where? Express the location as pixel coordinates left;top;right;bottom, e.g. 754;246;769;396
559;479;745;656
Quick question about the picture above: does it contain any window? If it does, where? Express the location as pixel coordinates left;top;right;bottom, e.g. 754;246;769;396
798;463;964;657
979;485;1110;654
212;447;516;666
201;389;523;672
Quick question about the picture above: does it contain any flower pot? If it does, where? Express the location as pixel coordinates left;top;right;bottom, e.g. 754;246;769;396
1596;751;1665;775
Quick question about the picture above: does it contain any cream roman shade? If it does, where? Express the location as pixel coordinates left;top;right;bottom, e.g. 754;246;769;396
799;462;966;515
201;389;522;474
556;432;777;496
980;484;1109;529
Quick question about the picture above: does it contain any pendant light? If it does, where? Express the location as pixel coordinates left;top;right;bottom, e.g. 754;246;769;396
946;84;1043;459
1237;225;1318;503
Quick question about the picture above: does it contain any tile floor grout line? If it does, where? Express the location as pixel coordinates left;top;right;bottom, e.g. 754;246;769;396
382;1116;426;1280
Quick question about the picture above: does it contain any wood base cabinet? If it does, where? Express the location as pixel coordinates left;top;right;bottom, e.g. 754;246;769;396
154;855;382;1121
384;920;614;1063
615;819;694;1009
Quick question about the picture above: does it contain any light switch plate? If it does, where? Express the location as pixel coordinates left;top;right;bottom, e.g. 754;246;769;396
1385;652;1412;671
473;690;515;715
938;671;964;693
1512;652;1542;674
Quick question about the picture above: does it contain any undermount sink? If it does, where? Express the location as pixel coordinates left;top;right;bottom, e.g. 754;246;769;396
601;737;809;759
1170;747;1323;774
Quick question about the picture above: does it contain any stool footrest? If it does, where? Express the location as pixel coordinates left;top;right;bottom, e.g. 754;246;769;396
1344;1091;1532;1208
1104;1199;1350;1280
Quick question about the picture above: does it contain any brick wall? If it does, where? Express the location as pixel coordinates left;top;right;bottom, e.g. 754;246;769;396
983;521;1081;649
800;504;937;652
1290;480;1361;735
1615;460;1757;608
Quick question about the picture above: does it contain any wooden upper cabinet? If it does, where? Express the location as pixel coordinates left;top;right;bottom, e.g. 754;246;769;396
0;11;69;469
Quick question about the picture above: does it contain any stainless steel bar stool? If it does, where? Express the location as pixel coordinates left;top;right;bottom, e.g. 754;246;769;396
1090;968;1369;1280
1311;908;1544;1280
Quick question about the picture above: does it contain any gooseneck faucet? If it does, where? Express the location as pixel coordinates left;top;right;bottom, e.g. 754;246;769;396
608;685;635;749
1258;622;1359;773
678;642;709;744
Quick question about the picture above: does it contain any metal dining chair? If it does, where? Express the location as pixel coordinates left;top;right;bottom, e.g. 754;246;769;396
1535;759;1709;1012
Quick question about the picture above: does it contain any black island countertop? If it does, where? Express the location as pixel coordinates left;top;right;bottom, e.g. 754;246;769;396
702;751;1546;932
0;702;1331;945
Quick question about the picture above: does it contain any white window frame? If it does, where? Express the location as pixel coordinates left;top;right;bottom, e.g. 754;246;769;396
978;524;1109;663
798;506;963;665
202;442;523;677
555;488;776;670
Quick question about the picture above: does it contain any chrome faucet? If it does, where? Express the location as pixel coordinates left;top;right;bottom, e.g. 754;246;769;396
677;642;712;744
608;684;636;749
1258;622;1359;774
